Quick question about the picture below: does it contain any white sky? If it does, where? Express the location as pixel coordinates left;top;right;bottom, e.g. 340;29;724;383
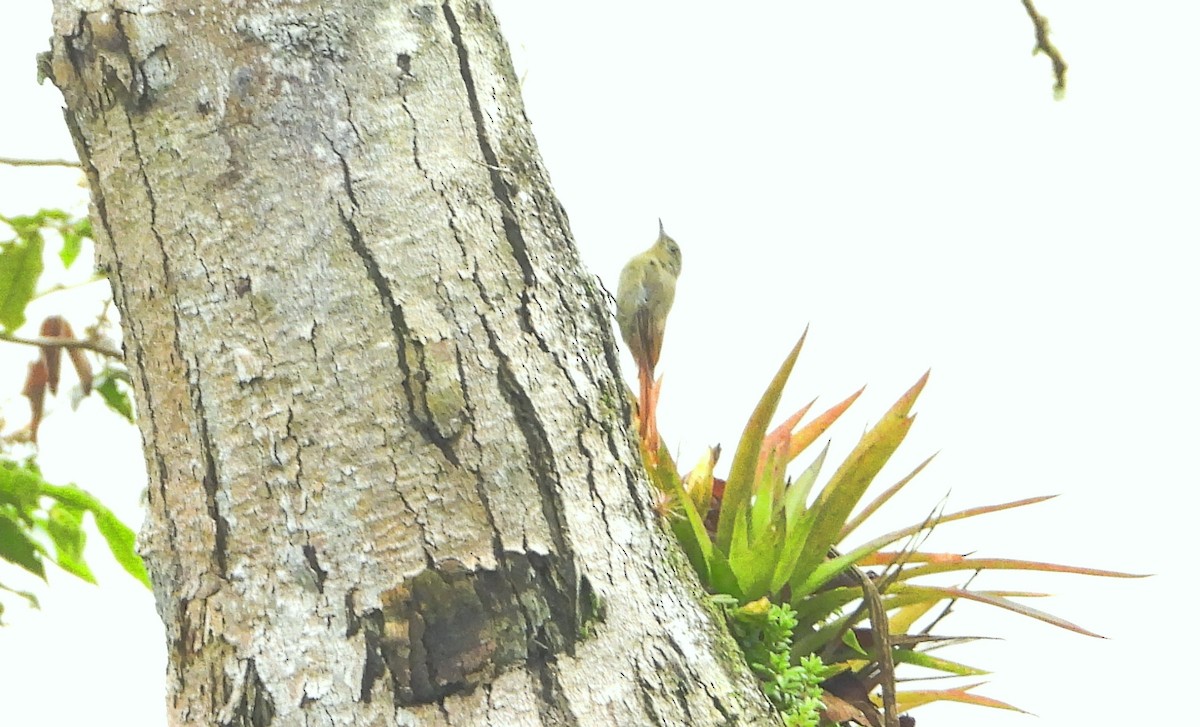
2;2;1196;725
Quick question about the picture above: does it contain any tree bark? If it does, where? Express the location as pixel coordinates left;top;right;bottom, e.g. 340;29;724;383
46;1;776;725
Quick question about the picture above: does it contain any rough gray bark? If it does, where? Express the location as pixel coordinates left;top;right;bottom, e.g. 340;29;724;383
46;1;777;725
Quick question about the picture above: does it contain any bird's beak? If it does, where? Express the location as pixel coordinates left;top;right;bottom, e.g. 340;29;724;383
658;218;665;236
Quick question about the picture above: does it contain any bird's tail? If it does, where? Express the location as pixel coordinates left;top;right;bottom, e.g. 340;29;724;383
637;362;660;454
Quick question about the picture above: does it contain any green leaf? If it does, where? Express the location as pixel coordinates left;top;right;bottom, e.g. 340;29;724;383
32;480;98;511
840;626;869;657
783;442;828;527
651;452;715;587
0;460;44;515
789;371;929;598
769;443;830;593
33;209;69;223
94;370;135;422
0;510;47;579
789;585;859;626
0;229;45;332
58;217;91;268
727;499;783;601
23;479;151;590
790;609;857;660
93;509;150;588
707;548;742;600
45;504;96;584
893;648;988;677
717;332;807;552
0;210;91;280
749;449;782;543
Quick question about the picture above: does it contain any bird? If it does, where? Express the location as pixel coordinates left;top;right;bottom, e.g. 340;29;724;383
616;220;682;450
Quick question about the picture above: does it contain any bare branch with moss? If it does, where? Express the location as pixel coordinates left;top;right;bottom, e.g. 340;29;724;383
0;156;81;168
0;331;122;359
1021;0;1068;96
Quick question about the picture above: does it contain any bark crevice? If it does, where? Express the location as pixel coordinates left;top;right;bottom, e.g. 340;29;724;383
337;203;460;467
441;0;535;289
193;383;230;577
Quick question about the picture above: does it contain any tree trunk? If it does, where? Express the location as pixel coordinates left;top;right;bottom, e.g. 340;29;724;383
45;1;775;724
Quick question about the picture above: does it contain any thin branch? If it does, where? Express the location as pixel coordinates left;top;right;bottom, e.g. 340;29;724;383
31;274;108;301
0;331;122;359
0;156;82;169
1020;0;1068;97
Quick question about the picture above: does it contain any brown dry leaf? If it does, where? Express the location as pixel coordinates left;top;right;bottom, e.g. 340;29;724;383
821;691;877;727
36;315;94;395
68;346;93;394
22;358;49;444
39;315;68;394
822;671;883;727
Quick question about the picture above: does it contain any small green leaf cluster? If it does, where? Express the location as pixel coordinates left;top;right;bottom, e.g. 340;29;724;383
91;366;135;423
0;457;150;623
1;209;91;331
715;595;829;727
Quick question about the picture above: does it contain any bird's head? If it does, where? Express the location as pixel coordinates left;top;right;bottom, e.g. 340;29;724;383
656;219;682;277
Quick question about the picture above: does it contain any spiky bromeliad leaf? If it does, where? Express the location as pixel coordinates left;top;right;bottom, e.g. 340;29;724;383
892;648;989;677
809;495;1064;591
758;400;814;475
840;453;938;541
789;584;947;661
790;585;858;626
769;443;830;594
681;446;719;520
791;607;859;661
646;444;742;597
888;599;941;635
716;332;807;553
755;391;860;592
748;448;784;544
785;386;864;462
894;683;1027;714
728;488;784;600
891;555;1148;582
788;372;929;600
783;441;828;526
647;446;715;586
890;583;1105;637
